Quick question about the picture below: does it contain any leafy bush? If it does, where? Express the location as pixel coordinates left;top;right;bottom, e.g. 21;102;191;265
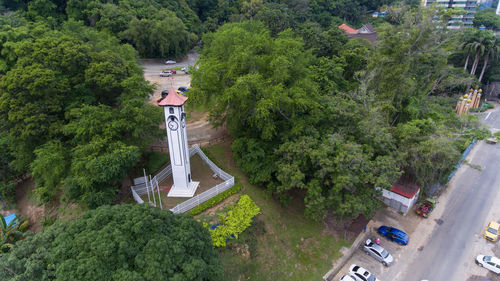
0;181;16;203
209;195;260;247
40;216;57;229
144;151;169;175
189;183;242;215
455;136;474;153
1;215;29;253
495;131;500;140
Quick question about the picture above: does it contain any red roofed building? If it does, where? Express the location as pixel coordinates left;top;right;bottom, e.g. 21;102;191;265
379;176;420;214
339;23;378;44
338;23;358;34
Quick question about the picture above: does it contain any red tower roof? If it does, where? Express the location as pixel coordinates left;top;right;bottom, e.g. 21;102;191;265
338;24;358;34
158;88;188;106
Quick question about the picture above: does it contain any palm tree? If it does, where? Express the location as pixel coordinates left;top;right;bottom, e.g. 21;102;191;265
460;28;480;72
478;36;500;82
460;42;473;71
469;31;496;76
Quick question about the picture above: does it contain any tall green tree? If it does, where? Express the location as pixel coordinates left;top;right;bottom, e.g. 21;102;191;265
460;28;479;71
478;35;499;82
473;8;500;30
193;21;401;220
367;7;472;124
120;9;195;58
0;22;162;206
65;0;202;57
0;204;223;281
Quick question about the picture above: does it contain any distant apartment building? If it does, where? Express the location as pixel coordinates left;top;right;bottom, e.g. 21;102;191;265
497;0;500;15
423;0;479;28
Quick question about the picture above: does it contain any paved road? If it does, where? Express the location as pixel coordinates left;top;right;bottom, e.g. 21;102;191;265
140;49;198;75
480;105;500;132
395;108;500;281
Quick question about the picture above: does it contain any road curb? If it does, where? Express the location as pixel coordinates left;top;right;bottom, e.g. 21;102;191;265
323;221;375;281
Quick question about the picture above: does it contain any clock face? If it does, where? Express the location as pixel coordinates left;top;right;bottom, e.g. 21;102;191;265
168;121;179;131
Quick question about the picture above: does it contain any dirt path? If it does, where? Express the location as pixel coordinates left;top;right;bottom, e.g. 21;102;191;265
15;178;45;232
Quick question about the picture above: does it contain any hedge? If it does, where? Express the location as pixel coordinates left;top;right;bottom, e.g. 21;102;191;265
209;195;260;247
189;183;242;215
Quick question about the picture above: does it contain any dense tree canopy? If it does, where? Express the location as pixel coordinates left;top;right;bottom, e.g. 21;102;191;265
0;20;163;207
192;7;483;220
1;0;200;58
0;204;223;281
0;0;488;223
191;21;398;219
473;8;500;30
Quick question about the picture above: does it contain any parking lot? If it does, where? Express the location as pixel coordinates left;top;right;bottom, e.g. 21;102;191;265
329;139;500;281
332;207;423;281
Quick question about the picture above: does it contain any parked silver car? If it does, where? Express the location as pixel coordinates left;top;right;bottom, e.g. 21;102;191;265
362;239;394;266
160;70;173;77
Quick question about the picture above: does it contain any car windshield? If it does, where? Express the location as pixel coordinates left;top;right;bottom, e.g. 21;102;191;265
484;256;491;262
488;228;498;235
381;249;389;258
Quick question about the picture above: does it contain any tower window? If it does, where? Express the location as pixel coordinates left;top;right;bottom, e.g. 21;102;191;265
169;107;174;114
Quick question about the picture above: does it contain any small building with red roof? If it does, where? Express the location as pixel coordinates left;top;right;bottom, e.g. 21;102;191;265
378;176;420;214
338;23;378;44
338;23;358;34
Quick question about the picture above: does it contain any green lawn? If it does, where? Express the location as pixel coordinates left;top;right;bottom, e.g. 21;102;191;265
203;142;349;281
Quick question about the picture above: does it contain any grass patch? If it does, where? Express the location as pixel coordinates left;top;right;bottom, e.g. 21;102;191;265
203;141;349;281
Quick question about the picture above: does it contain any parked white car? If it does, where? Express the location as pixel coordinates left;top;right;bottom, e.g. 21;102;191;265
340;275;356;281
476;255;500;274
165;60;176;64
348;264;380;281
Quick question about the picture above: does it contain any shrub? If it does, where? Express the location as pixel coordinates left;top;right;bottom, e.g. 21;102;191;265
0;181;16;203
209;195;260;247
495;131;500;140
40;216;57;229
189;183;242;215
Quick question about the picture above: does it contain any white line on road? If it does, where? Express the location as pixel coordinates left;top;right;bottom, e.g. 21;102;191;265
485;112;492;120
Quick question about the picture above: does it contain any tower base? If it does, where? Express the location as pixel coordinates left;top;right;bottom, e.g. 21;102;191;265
167;181;199;197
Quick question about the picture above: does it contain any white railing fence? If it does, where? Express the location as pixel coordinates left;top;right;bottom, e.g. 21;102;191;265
131;188;144;204
170;177;234;214
130;144;235;214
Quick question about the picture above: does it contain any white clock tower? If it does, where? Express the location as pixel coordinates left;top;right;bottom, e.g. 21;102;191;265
158;88;199;197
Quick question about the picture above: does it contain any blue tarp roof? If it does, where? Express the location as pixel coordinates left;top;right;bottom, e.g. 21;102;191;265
4;213;17;225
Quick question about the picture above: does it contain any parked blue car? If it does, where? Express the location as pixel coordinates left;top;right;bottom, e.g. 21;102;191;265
377;225;409;245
